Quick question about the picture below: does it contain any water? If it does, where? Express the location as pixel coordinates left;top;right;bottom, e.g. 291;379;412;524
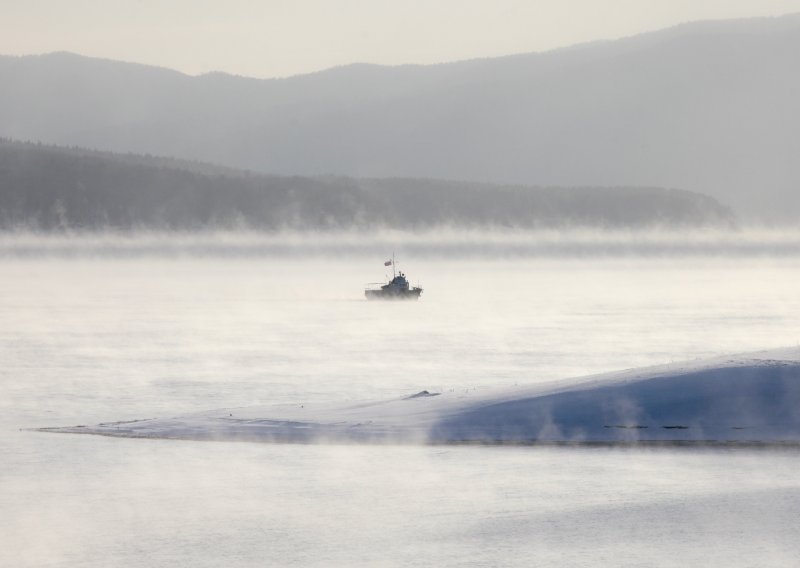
3;246;800;566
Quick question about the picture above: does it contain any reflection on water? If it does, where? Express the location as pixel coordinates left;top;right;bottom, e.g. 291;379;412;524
2;247;800;566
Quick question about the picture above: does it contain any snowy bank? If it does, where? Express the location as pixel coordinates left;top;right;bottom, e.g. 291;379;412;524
38;347;800;445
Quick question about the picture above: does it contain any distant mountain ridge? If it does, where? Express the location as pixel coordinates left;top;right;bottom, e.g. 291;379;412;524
0;139;732;230
1;14;799;221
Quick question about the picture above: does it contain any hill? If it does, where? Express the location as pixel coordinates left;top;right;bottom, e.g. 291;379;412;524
0;139;732;230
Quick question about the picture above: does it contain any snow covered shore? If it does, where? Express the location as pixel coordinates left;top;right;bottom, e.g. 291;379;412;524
38;347;800;445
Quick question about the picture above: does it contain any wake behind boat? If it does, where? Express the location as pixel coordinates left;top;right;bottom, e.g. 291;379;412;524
365;255;423;300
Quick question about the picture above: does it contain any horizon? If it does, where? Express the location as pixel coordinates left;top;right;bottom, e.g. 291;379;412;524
2;1;800;79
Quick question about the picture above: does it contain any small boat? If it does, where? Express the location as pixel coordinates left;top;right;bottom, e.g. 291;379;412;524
365;255;423;300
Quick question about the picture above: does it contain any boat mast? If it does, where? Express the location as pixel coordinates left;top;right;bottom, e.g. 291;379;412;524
392;251;396;279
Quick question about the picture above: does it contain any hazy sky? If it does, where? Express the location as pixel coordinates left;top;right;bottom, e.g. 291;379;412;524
2;0;800;78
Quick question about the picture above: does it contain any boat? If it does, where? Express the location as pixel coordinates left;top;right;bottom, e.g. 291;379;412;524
365;255;423;300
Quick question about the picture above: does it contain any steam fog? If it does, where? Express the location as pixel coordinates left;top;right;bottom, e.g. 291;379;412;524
5;227;800;259
4;4;800;566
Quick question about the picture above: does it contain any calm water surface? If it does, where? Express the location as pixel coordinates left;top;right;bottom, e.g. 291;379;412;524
3;253;800;566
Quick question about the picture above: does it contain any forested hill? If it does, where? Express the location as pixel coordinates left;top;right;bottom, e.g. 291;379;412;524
0;140;733;231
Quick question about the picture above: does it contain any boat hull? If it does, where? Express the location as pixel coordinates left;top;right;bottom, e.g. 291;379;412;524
365;288;422;300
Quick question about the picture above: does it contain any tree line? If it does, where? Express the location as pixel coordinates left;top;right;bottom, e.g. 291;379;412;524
0;139;733;230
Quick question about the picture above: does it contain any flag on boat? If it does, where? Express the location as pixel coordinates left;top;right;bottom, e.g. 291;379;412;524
384;260;393;266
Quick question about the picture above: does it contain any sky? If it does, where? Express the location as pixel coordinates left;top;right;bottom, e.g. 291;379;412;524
2;0;800;78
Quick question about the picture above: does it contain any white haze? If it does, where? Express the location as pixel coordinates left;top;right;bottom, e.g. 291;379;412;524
3;238;800;566
4;228;800;259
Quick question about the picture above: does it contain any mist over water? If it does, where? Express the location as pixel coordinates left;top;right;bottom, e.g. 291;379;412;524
4;227;800;258
3;233;800;566
5;8;800;565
